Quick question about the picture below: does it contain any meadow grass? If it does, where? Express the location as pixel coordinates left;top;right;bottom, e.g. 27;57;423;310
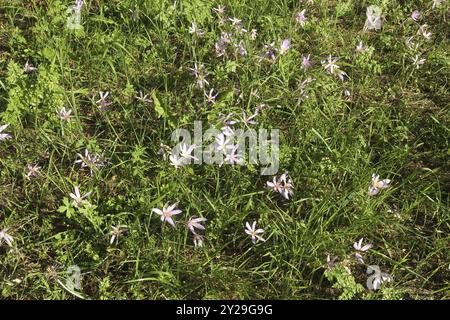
0;0;449;299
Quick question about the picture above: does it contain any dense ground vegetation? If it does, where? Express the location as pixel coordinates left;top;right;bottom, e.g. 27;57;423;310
0;0;449;299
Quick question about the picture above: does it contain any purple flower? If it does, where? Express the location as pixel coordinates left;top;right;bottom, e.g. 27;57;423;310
267;173;294;200
223;144;244;165
188;22;205;38
356;41;367;53
235;41;247;56
367;265;392;290
187;216;207;235
242;111;258;125
109;225;127;245
75;149;105;176
364;5;383;31
261;42;277;62
26;163;41;178
0;124;12;141
418;24;432;40
69;186;92;208
193;234;204;247
279;38;291;55
215;41;227;57
96;91;112;111
245;221;266;244
212;5;226;15
135;91;152;104
188;63;209;89
152;203;182;228
229;17;244;32
411;55;426;69
302;54;312;69
0;228;14;247
368;173;391;196
327;254;338;270
322;55;340;74
179;143;198;161
411;10;421;21
353;238;373;263
295;9;307;27
56;107;72;122
23;60;37;73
